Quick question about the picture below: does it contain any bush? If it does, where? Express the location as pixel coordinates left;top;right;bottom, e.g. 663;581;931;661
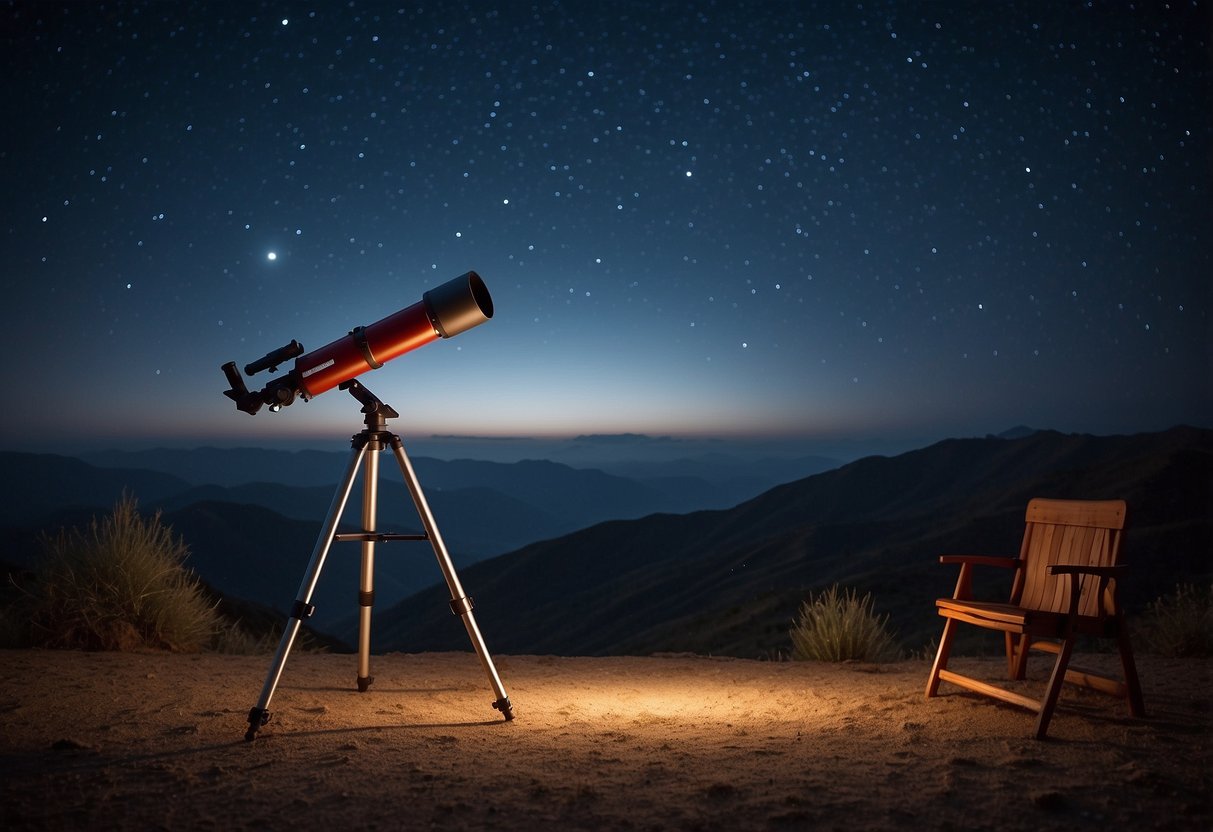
1137;583;1213;658
788;584;898;662
22;495;221;652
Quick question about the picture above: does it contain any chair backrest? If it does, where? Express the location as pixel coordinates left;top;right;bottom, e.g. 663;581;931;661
1013;498;1128;616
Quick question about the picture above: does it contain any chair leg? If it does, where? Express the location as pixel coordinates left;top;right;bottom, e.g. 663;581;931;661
1004;632;1016;678
1011;633;1031;680
1034;636;1076;739
1009;635;1028;679
926;618;958;698
1117;625;1147;717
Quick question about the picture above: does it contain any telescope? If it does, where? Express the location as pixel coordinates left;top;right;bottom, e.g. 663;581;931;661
222;271;493;415
223;268;515;739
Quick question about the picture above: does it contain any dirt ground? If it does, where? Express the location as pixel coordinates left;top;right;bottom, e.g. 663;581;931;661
0;649;1209;830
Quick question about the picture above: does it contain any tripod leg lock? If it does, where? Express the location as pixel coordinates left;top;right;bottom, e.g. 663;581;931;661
359;590;375;607
289;600;316;620
449;595;475;616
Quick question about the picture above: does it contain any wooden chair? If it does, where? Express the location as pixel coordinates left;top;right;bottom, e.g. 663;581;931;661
925;498;1146;738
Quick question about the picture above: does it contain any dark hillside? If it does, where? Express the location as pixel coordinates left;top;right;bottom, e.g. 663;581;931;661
160;501;445;635
371;427;1212;658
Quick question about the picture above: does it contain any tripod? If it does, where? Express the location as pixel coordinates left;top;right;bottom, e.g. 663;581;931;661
244;380;514;741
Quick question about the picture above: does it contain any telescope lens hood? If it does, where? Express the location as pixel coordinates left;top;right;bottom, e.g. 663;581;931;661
423;271;493;338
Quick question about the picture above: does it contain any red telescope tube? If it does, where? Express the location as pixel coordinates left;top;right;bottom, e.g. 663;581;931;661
294;271;493;398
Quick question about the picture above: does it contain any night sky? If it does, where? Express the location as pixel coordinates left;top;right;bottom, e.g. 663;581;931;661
3;1;1210;457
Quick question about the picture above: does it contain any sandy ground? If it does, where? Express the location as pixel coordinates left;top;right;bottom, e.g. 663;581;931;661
0;649;1209;831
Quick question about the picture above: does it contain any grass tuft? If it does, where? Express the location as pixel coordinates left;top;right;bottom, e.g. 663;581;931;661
20;494;222;652
789;584;898;662
1137;582;1213;658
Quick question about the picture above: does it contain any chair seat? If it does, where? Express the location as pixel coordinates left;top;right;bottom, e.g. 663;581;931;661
935;598;1067;637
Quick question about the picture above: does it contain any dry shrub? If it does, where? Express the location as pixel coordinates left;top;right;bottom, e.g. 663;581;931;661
789;584;898;662
24;495;220;651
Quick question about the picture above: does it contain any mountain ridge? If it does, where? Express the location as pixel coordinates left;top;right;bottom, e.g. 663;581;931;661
3;427;1207;656
368;426;1212;657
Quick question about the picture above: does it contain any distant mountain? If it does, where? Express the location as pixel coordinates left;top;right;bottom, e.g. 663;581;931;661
2;446;840;636
369;426;1213;658
80;447;720;512
79;447;840;515
80;447;351;488
5;449;751;561
0;453;191;527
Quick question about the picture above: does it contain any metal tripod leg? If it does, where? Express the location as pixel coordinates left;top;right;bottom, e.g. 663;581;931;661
389;436;515;719
356;439;380;692
244;445;368;741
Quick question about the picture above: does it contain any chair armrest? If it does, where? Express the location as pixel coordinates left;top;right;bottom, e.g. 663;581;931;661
938;556;1022;600
939;555;1021;569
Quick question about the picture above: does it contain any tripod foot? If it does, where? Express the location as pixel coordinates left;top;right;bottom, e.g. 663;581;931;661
245;707;270;741
356;675;374;693
493;696;515;721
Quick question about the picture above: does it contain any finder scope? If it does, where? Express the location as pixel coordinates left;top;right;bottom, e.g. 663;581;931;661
221;271;493;415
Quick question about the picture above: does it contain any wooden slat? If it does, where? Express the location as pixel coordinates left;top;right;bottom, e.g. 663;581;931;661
1064;667;1128;698
1080;527;1105;616
1020;522;1055;612
936;607;1027;633
1058;524;1085;614
937;670;1041;712
935;599;1027;622
1108;525;1125;568
1045;524;1072;613
1025;498;1126;529
1009;523;1033;604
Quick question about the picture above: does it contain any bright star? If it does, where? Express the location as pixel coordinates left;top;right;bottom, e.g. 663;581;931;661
267;251;277;261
